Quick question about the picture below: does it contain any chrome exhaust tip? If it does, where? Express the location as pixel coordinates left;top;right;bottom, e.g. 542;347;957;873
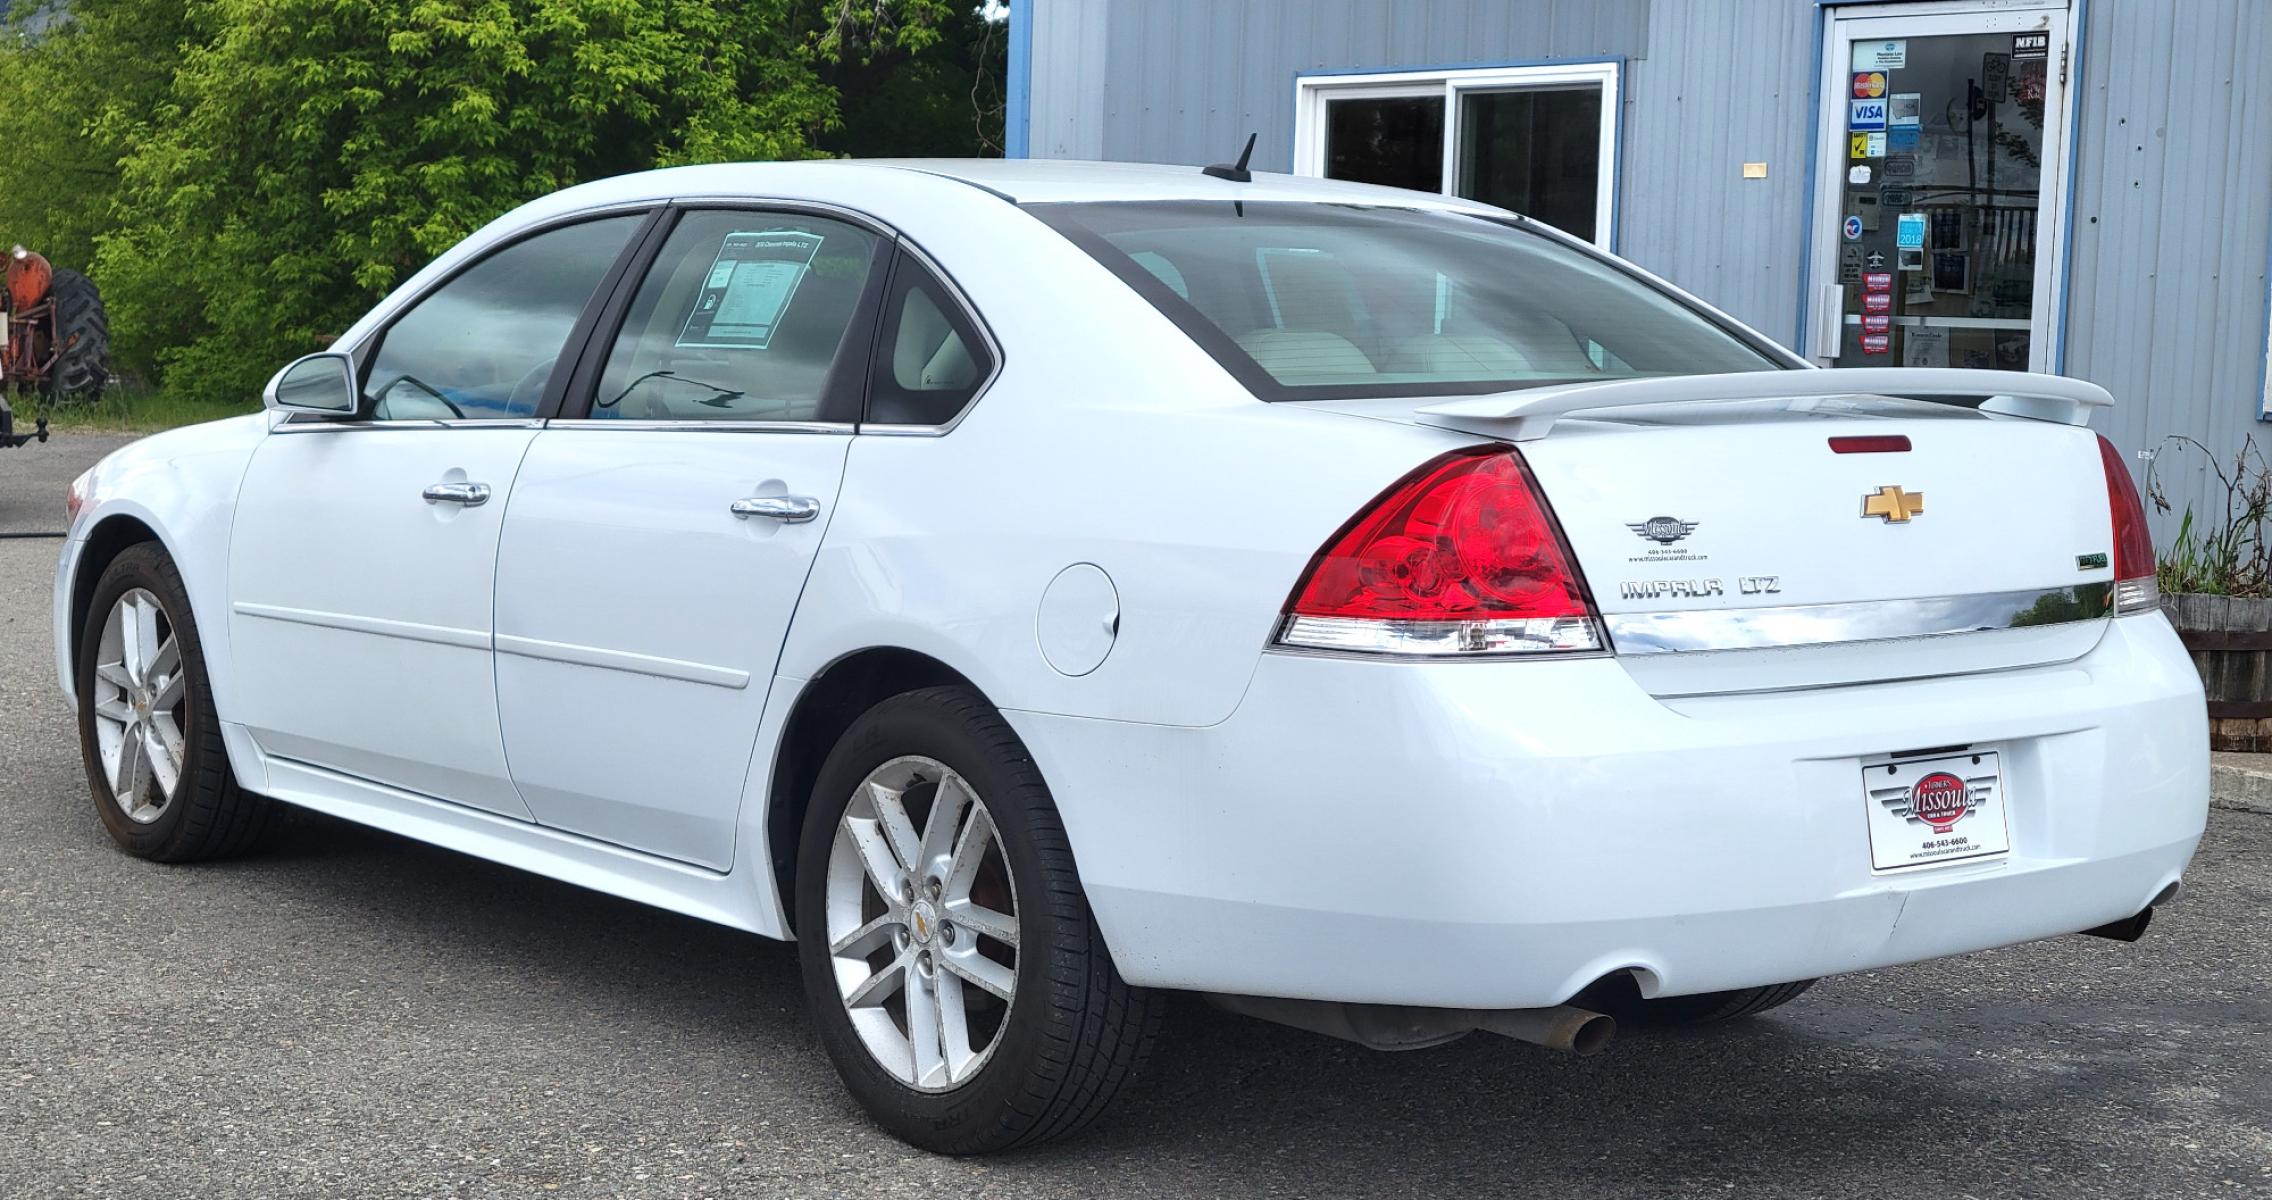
1475;1005;1617;1056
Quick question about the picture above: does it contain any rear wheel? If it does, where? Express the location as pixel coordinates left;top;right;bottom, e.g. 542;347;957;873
76;543;274;861
42;268;109;405
794;686;1163;1154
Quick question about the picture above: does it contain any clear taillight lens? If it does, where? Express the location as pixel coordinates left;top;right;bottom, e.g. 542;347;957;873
1277;447;1603;656
2098;435;2157;614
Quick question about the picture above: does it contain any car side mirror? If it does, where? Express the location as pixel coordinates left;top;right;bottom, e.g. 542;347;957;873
263;352;359;416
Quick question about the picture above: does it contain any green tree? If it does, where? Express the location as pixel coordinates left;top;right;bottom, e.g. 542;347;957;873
95;0;852;406
1;0;990;409
0;0;193;270
810;0;1006;158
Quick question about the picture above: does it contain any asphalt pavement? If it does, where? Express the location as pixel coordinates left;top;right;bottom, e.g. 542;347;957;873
2;431;2267;1198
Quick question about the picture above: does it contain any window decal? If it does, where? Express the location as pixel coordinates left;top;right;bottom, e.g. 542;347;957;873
675;230;825;350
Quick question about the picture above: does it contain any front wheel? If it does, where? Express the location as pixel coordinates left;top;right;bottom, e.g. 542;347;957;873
794;686;1163;1154
76;543;275;861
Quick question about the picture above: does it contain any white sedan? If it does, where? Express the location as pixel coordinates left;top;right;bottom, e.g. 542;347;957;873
53;159;2207;1153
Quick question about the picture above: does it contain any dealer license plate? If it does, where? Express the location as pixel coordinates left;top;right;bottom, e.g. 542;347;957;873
1862;751;2011;872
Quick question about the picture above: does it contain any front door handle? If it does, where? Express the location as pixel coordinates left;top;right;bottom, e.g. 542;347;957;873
730;495;821;523
422;481;492;506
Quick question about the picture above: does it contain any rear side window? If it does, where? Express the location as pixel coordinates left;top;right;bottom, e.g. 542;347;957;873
1030;200;1784;401
588;210;886;423
865;254;994;426
362;214;642;420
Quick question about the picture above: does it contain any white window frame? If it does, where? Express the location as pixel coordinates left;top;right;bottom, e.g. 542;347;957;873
1291;62;1621;249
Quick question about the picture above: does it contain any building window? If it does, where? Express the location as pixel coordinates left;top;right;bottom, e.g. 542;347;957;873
1293;63;1619;247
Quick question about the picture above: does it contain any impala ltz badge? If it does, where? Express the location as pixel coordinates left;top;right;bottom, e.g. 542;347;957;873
1862;485;1924;523
1627;516;1699;545
1904;771;1976;833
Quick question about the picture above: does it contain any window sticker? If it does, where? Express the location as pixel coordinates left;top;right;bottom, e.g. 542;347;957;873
676;230;825;350
1852;39;1905;70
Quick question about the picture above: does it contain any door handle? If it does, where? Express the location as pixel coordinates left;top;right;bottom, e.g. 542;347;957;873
422;481;492;506
729;495;821;523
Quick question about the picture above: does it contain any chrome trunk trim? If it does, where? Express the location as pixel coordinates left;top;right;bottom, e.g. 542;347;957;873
1606;583;2115;656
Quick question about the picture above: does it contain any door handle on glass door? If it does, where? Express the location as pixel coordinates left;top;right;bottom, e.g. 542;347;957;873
421;482;492;506
729;496;821;523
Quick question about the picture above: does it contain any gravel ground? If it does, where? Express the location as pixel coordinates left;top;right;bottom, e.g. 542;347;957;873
2;431;2268;1198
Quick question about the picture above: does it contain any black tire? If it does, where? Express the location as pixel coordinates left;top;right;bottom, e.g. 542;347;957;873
794;686;1163;1154
75;542;274;862
1592;977;1818;1026
43;268;109;405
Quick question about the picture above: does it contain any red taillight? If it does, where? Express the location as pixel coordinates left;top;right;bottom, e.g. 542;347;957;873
1830;435;1911;454
2097;434;2157;614
1278;447;1602;655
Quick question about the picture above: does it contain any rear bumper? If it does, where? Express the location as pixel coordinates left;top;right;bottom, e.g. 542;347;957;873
1009;614;2208;1009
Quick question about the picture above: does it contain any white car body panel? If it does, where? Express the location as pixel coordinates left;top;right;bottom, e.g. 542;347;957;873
1013;614;2204;1005
227;423;540;819
492;427;852;869
51;159;2209;1008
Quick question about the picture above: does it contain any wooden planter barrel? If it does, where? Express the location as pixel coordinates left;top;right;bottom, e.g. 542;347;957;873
2163;592;2272;751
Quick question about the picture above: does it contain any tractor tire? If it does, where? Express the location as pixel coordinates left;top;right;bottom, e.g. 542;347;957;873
42;269;109;405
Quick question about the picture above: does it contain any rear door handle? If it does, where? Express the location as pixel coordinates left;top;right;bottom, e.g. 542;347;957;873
422;481;492;506
730;495;821;523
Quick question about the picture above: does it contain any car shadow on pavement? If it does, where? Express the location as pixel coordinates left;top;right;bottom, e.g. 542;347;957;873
220;807;2066;1195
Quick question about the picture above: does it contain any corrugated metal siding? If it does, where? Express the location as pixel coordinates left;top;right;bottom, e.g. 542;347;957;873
1618;0;1818;343
2063;0;2272;533
1027;0;2272;527
1028;0;1115;159
1086;0;1651;171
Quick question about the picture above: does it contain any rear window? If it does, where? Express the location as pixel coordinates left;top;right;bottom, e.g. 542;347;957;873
1029;200;1787;401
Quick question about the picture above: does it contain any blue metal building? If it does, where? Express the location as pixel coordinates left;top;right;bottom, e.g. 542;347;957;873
1010;0;2272;525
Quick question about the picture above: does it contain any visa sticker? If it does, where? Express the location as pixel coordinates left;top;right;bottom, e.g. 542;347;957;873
1850;98;1888;131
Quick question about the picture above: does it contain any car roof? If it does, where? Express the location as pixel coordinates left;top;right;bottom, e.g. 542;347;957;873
856;158;1508;211
523;158;1510;221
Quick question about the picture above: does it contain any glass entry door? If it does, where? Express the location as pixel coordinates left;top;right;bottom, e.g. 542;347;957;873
1806;3;2074;370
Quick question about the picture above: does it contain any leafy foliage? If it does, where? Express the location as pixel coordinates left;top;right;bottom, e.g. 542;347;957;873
2146;435;2272;598
0;0;998;410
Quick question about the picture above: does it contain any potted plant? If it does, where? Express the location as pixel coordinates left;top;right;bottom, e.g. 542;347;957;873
2147;436;2272;750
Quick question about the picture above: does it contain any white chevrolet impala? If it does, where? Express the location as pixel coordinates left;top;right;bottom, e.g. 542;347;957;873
53;160;2208;1153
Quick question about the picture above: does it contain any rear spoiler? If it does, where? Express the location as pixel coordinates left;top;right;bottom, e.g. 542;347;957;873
1413;368;2114;441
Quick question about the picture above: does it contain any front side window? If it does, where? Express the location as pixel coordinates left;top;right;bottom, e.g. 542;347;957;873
588;211;885;423
362;214;642;421
1031;201;1786;402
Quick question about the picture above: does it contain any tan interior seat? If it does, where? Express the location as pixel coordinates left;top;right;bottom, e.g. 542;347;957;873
1233;329;1376;382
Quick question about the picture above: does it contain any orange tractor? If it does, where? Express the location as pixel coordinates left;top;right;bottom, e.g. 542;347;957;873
2;244;111;449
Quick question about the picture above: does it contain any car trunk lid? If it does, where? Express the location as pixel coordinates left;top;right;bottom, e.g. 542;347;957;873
1301;383;2122;695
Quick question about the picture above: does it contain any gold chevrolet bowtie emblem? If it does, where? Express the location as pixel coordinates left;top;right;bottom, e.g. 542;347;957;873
1862;485;1924;523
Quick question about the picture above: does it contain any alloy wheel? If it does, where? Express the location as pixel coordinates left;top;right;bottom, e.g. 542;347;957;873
824;755;1020;1092
89;588;186;824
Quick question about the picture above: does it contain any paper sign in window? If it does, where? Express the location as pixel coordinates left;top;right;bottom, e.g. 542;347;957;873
676;230;825;350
